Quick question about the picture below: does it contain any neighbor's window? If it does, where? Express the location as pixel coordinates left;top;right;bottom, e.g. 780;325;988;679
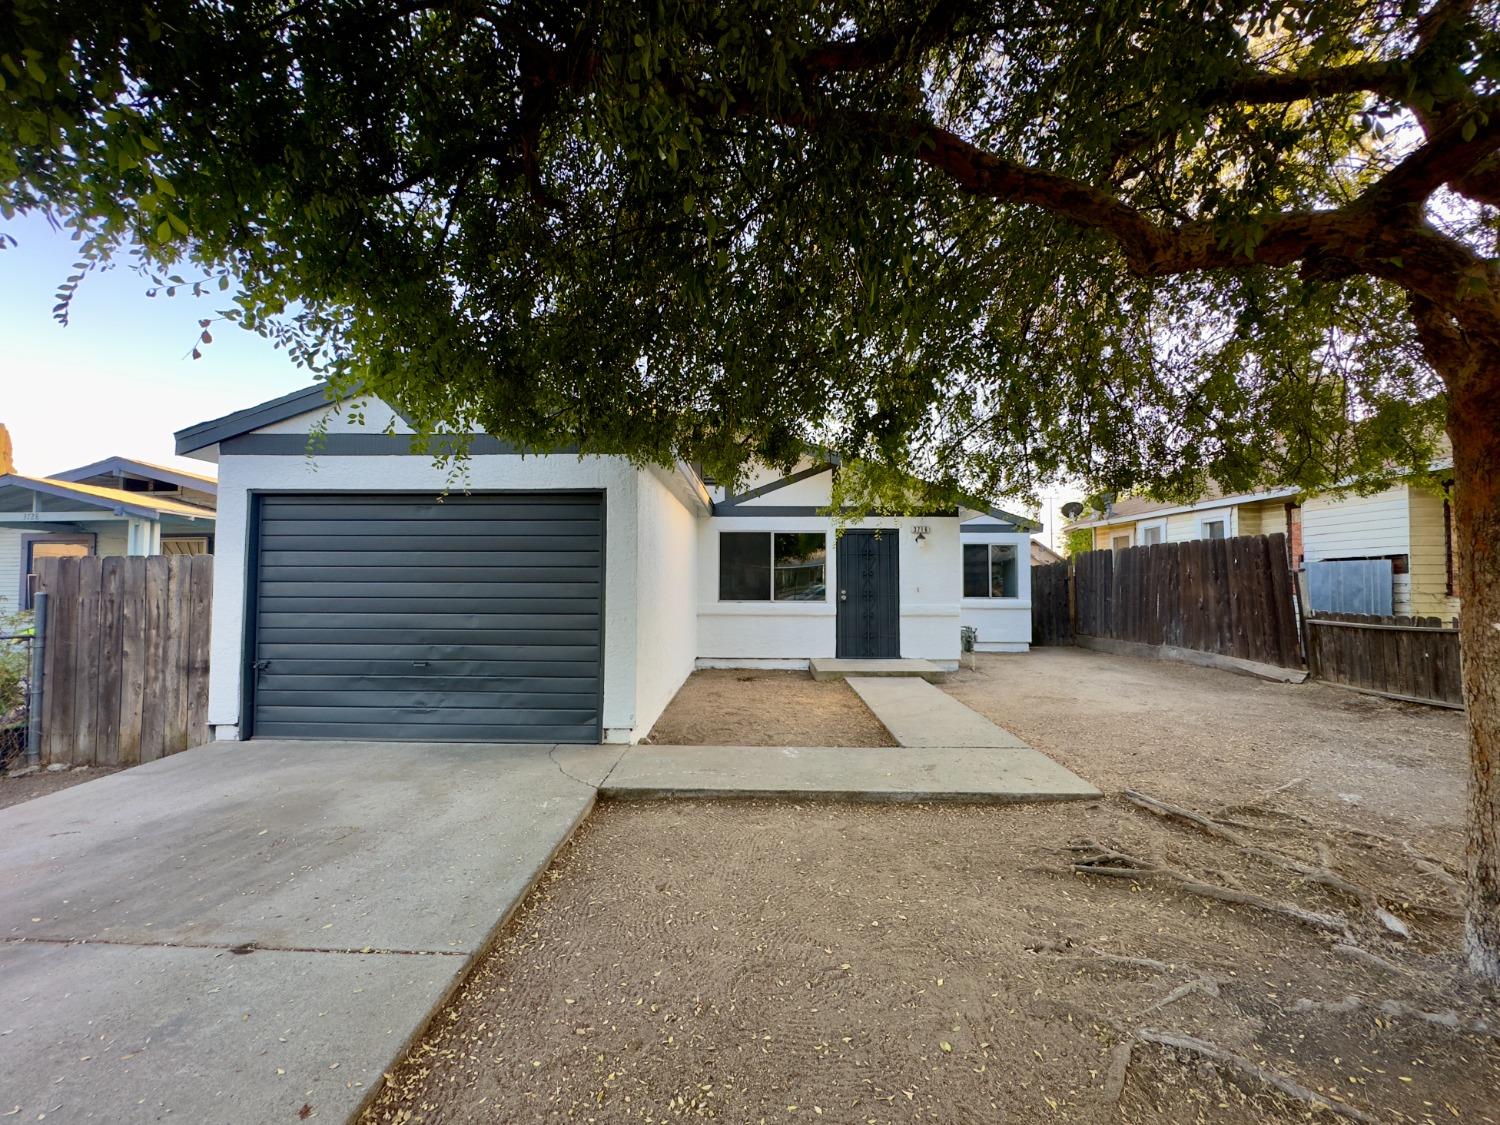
1200;516;1228;540
1140;521;1166;546
718;532;827;601
1111;534;1132;552
962;543;1019;598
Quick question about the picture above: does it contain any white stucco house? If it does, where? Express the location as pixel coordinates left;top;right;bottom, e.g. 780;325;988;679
175;386;1038;745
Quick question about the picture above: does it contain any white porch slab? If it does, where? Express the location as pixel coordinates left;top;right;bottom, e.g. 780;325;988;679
809;657;950;682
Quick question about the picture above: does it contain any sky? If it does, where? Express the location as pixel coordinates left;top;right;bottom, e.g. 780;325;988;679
0;211;309;477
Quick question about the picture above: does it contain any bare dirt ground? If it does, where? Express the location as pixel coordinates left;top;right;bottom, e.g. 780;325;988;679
645;669;897;746
0;766;116;810
364;651;1495;1125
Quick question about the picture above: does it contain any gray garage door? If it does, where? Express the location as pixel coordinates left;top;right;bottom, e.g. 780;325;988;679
249;493;603;742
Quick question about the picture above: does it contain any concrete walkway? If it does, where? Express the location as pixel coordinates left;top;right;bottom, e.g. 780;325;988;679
602;744;1099;802
0;739;621;1125
845;676;1029;747
607;675;1098;803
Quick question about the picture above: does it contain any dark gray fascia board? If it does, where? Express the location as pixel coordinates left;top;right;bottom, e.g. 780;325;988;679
175;383;352;455
51;456;219;495
712;505;961;518
220;433;580;456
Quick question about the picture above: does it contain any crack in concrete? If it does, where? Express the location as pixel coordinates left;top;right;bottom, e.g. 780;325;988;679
548;743;629;790
3;935;468;957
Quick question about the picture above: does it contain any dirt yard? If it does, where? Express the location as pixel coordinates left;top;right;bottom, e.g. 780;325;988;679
0;765;115;810
364;650;1494;1125
645;669;897;746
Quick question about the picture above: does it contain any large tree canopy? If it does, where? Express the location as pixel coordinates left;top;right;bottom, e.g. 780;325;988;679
4;0;1499;975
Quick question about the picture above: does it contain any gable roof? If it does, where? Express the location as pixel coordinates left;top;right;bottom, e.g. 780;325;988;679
1064;485;1299;530
51;456;217;495
0;474;216;521
175;383;351;455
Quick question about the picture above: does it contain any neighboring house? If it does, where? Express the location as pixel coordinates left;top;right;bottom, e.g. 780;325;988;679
174;385;1039;746
1063;473;1458;619
0;432;217;617
1030;540;1064;566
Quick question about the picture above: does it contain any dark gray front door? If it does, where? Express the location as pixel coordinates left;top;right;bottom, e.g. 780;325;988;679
836;530;900;659
249;492;603;742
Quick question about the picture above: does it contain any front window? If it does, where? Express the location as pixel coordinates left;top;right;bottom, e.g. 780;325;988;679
1201;516;1228;540
23;535;94;608
719;532;827;601
1140;521;1166;546
963;543;1019;598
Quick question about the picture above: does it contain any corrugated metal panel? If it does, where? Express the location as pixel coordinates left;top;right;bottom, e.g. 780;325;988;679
250;493;603;742
1307;559;1394;616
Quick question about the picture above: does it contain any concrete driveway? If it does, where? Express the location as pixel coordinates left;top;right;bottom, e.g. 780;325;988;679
0;739;621;1124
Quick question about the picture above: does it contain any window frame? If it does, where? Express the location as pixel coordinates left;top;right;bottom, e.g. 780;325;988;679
1110;532;1133;552
19;532;97;609
962;541;1021;600
1138;519;1167;546
1198;514;1230;540
717;530;829;603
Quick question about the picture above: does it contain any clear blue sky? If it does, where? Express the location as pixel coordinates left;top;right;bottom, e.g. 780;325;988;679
0;211;310;476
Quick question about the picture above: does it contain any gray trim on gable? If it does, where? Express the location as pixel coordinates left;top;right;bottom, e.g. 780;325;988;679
961;521;1024;534
714;463;832;512
51;456;219;496
175;384;350;455
219;433;581;457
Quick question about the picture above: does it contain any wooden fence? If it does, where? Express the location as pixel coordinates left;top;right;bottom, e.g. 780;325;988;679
1069;533;1304;670
1031;560;1073;646
1305;612;1463;709
35;555;213;766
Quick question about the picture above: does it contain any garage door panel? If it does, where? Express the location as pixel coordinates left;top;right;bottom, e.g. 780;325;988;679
257;607;602;628
257;627;601;647
262;500;600;522
258;673;601;694
251;493;603;743
259;581;601;601
258;548;601;568
252;721;599;742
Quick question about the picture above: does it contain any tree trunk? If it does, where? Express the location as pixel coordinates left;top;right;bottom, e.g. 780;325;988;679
1450;366;1500;982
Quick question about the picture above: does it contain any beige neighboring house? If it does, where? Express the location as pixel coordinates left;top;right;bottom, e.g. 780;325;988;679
1064;473;1459;620
0;426;218;618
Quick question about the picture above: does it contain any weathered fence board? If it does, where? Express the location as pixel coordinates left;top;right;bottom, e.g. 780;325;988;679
1305;612;1463;708
1063;534;1303;670
35;555;213;766
1031;561;1073;645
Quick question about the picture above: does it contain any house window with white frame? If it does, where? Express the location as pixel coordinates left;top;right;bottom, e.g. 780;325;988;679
1139;519;1167;546
963;542;1019;598
1199;514;1230;540
718;532;827;601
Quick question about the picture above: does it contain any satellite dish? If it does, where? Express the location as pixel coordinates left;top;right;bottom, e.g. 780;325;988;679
1060;501;1085;520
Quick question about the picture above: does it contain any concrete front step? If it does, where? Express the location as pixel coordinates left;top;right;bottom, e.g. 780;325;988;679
601;744;1102;804
810;657;950;683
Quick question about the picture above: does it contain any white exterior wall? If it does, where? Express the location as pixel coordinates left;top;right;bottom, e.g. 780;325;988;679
1301;484;1411;560
632;467;699;737
958;529;1034;652
0;528;20;619
697;515;961;667
206;450;654;743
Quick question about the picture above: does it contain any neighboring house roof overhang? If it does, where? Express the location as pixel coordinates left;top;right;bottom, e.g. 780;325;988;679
0;474;215;522
175;383;351;456
1064;486;1300;531
51;456;218;495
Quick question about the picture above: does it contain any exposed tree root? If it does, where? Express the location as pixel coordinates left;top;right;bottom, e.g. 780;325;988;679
1065;839;1351;934
1123;788;1410;937
1137;975;1221;1014
1134;1028;1380;1123
1331;943;1405;974
1103;1038;1134;1104
1291;995;1499;1039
